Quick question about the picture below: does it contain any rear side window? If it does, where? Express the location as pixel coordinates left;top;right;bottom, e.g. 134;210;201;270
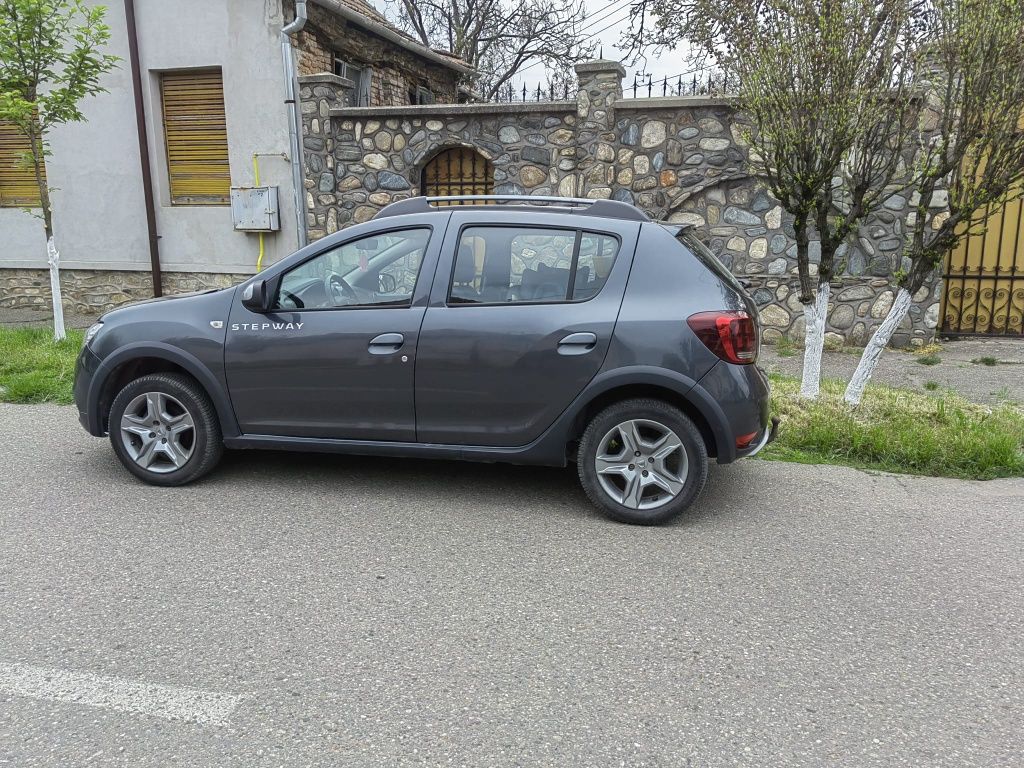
449;226;620;305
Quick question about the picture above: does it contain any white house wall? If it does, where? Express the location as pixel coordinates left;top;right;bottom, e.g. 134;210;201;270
0;0;299;276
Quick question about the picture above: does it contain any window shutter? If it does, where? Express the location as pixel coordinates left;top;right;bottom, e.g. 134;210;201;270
161;70;231;205
0;122;44;208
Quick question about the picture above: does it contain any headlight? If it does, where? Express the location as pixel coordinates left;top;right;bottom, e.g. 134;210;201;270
83;322;104;347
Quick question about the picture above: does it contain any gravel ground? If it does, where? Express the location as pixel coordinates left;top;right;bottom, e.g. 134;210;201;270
761;338;1024;405
1;403;1022;767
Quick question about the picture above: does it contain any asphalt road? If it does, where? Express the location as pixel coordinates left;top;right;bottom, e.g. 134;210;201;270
1;404;1022;767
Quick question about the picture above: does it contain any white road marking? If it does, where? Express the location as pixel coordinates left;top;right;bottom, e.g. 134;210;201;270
0;662;244;725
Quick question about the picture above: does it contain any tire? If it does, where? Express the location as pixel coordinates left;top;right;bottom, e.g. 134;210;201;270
108;372;224;487
577;398;708;525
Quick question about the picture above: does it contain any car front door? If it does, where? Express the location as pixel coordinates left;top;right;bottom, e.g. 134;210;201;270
415;210;640;447
225;218;445;440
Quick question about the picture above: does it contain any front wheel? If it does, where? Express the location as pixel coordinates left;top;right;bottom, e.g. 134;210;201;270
577;399;708;525
108;372;223;486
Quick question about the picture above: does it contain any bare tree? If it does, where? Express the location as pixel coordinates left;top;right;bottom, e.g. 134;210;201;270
629;0;918;398
845;0;1024;404
389;0;594;99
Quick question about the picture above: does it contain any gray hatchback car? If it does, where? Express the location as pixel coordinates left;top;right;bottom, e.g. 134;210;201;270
74;196;777;525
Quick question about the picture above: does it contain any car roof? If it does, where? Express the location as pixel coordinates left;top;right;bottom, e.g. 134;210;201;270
374;195;652;224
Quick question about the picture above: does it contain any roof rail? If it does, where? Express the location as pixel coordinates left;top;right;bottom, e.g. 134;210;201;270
374;195;651;222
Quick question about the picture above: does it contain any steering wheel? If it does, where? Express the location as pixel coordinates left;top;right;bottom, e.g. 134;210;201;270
378;272;398;293
326;273;359;306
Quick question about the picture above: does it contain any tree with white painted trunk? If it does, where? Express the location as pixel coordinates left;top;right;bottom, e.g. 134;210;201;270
0;0;118;341
845;0;1024;405
626;0;918;399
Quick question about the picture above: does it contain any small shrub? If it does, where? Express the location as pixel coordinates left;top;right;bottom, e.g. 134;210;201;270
916;354;942;366
924;381;940;391
972;356;999;366
914;342;943;357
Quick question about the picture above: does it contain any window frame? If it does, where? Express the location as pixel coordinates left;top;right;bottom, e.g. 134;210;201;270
445;224;622;308
271;225;434;313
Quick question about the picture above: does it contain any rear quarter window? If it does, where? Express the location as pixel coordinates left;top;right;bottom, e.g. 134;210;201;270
664;225;748;296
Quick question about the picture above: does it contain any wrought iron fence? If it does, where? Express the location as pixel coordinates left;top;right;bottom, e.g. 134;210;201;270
625;70;737;99
488;81;578;103
480;68;736;105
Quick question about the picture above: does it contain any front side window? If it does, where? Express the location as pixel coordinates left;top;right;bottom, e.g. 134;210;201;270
449;227;620;305
275;228;430;310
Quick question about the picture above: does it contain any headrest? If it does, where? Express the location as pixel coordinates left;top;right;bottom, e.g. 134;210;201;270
455;246;477;283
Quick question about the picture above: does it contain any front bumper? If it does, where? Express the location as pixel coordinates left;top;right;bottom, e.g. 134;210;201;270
74;344;103;434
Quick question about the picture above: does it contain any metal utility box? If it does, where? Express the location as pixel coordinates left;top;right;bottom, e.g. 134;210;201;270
230;186;281;232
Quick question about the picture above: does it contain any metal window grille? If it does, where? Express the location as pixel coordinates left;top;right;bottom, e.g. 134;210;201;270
420;148;494;203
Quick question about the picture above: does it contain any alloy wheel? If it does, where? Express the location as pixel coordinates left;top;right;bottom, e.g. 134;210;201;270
119;392;196;474
594;419;689;510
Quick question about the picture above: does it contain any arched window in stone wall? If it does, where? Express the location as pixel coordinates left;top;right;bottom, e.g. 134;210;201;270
421;147;493;199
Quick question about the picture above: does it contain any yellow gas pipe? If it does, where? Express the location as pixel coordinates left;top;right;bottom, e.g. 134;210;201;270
253;154;266;272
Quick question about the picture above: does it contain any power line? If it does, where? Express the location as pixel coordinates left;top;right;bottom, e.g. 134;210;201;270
512;8;633;79
577;0;630;35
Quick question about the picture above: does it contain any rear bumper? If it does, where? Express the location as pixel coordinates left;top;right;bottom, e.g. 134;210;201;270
742;416;780;458
695;360;773;463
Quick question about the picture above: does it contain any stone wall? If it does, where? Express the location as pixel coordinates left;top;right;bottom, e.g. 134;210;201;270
302;60;944;347
0;270;250;315
293;0;459;106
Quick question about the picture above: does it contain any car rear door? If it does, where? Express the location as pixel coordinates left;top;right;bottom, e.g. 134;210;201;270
414;209;640;447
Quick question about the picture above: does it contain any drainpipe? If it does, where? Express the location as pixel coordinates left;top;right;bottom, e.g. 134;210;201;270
124;0;163;297
281;0;309;249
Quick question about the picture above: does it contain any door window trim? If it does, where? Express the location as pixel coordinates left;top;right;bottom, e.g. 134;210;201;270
444;224;622;308
271;225;434;313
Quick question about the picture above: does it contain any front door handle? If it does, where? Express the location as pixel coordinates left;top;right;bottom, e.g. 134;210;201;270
557;332;598;356
368;332;405;355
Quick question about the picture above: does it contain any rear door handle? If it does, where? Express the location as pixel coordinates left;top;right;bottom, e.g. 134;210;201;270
368;332;405;355
557;332;598;356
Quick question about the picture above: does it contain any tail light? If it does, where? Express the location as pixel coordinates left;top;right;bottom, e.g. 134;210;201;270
687;310;758;364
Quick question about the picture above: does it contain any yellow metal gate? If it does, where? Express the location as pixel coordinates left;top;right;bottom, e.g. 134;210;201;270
942;187;1024;336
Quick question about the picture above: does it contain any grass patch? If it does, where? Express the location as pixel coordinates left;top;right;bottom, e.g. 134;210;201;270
0;328;84;404
972;356;999;366
923;381;940;391
774;335;799;358
762;374;1024;480
916;353;941;366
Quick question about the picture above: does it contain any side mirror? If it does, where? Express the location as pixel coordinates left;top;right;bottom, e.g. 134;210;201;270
241;279;273;313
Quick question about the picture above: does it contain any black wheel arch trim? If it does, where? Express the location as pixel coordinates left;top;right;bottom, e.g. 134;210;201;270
547;365;734;465
85;342;240;438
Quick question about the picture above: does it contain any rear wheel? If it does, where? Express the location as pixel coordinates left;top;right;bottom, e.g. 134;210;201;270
577;399;708;525
108;372;223;486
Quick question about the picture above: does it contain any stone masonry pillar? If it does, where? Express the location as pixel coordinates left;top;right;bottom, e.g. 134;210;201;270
572;60;625;199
